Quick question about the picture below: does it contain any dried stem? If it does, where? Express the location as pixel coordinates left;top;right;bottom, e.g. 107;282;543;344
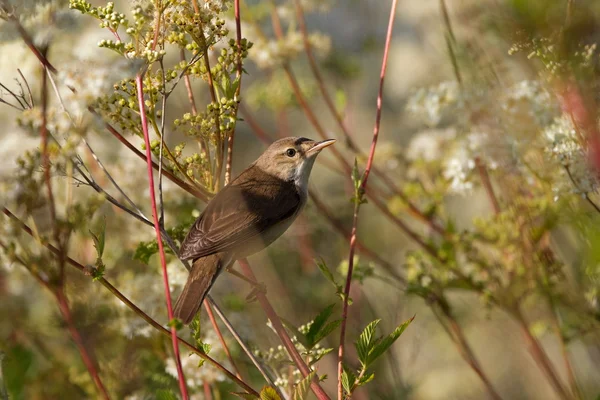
237;259;331;400
136;73;189;400
203;302;242;379
432;302;503;400
475;158;501;215
512;306;571;400
55;290;111;400
224;0;244;186
337;1;399;398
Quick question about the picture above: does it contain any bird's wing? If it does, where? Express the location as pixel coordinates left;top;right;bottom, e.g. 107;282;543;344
178;167;301;260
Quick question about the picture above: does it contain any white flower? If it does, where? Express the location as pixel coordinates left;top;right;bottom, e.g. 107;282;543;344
443;157;473;194
407;81;462;126
406;128;456;162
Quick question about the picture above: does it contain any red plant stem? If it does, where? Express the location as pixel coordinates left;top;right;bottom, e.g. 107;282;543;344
434;305;503;400
237;259;331;400
203;302;242;379
475;158;500;215
203;382;214;400
513;307;570;400
55;290;111;400
337;1;399;398
135;74;189;400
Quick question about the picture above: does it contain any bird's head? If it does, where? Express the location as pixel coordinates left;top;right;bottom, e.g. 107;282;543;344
254;137;336;188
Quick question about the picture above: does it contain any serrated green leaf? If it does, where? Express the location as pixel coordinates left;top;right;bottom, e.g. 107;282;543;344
355;320;380;365
306;304;335;347
310;320;341;347
341;365;356;394
358;371;375;385
89;217;106;258
316;258;337;286
309;347;334;365
352;159;361;189
260;386;282;400
366;316;414;366
133;240;158;264
155;389;178;400
292;371;315;400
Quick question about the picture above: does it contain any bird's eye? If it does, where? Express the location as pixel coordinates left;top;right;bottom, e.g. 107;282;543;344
286;148;297;157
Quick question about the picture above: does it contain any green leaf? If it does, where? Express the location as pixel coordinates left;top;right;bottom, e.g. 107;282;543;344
335;89;347;115
305;304;335;347
310;320;342;347
133;240;158;264
355;320;380;365
358;372;375;385
89;217;106;258
351;158;362;189
366;316;414;365
316;258;337;286
309;347;334;365
341;365;356;395
155;389;179;400
292;371;315;400
260;386;282;400
3;345;33;398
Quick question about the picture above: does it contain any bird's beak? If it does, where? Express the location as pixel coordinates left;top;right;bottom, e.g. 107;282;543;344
307;139;336;155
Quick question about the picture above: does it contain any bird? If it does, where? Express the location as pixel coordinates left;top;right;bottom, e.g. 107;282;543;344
173;137;336;323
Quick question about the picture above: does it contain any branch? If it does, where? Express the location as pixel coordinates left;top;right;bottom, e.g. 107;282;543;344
135;73;189;400
55;289;111;400
337;1;399;398
224;0;244;186
1;208;259;397
237;259;331;400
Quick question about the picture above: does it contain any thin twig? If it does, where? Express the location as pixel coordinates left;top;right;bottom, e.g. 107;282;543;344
136;73;189;400
55;290;112;400
432;301;503;400
203;301;242;379
475;158;501;215
337;1;399;398
512;306;571;400
17;69;33;107
224;0;244;186
237;259;331;400
1;209;259;397
0;242;111;399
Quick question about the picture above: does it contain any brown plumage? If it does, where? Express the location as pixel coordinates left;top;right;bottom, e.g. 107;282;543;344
173;137;335;324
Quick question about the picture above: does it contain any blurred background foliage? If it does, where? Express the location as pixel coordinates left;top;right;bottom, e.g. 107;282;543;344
2;0;600;399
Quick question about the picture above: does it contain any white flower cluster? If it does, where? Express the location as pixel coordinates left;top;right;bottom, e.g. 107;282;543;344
544;114;599;197
246;25;330;69
406;128;456;162
165;330;230;387
500;80;556;126
118;261;188;338
406;81;462;127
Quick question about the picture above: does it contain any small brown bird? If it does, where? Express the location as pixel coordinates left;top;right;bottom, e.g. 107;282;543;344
174;137;336;323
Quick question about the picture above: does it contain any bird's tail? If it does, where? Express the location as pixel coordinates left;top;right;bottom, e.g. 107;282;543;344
173;254;227;324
